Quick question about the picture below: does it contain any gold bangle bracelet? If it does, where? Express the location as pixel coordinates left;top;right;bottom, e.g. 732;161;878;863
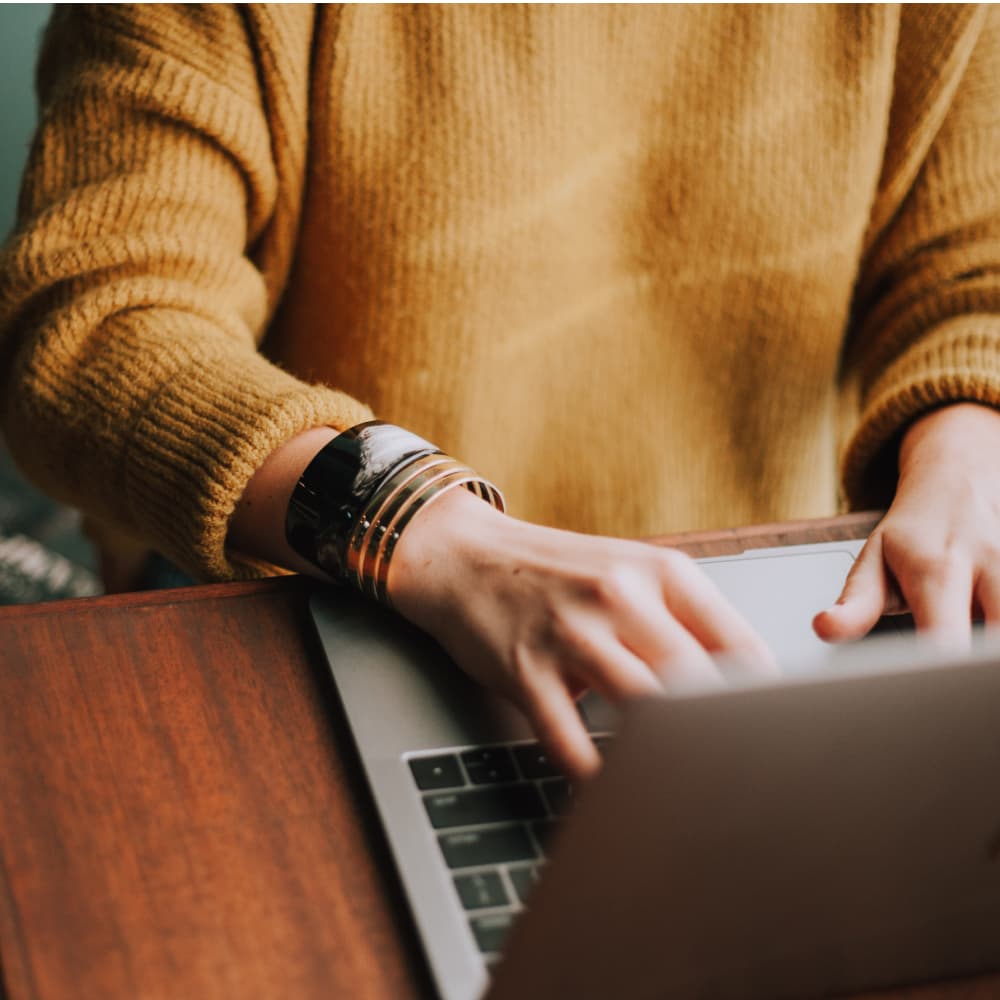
345;451;504;605
359;462;493;601
358;464;466;598
347;454;464;590
371;473;504;605
368;467;486;602
285;420;504;604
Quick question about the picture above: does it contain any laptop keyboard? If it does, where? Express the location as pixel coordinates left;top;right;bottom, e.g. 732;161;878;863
406;738;610;965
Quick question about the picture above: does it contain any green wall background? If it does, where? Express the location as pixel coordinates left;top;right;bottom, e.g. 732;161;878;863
0;4;52;238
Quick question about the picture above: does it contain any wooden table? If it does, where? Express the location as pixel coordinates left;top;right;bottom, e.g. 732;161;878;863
1;513;998;1000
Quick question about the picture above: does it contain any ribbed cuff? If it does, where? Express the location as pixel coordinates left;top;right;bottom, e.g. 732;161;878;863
122;340;373;582
841;316;1000;509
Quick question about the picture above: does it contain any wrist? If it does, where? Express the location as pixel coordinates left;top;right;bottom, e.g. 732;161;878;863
899;402;1000;474
283;421;505;603
388;485;511;625
229;426;340;577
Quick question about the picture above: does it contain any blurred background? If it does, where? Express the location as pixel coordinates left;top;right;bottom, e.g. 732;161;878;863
0;3;102;604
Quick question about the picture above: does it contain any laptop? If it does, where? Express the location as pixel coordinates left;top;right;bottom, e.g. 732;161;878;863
308;539;1000;999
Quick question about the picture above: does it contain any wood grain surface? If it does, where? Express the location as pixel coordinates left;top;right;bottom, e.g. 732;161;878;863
1;513;997;1000
0;577;434;1000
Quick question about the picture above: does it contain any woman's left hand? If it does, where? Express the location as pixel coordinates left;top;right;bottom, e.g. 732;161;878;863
814;402;1000;646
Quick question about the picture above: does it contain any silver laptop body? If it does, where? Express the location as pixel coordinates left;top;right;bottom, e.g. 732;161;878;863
490;637;1000;999
309;538;1000;998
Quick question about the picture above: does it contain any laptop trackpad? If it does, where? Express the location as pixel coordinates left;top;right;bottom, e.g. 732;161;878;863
581;548;885;732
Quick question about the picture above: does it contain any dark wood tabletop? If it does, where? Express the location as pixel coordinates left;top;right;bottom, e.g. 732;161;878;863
1;513;998;1000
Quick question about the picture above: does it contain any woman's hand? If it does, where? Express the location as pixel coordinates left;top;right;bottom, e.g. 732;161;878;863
228;423;774;780
389;488;775;780
815;402;1000;646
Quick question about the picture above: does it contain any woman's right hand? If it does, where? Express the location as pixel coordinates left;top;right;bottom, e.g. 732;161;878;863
389;487;776;780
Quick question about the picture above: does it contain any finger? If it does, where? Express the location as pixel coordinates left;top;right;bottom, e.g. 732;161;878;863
974;569;1000;625
622;617;728;695
897;552;974;647
655;552;777;672
572;630;665;701
520;673;601;781
565;622;712;701
813;533;891;642
596;584;720;684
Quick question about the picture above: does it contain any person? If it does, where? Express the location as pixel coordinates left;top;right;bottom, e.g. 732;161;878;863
2;5;1000;780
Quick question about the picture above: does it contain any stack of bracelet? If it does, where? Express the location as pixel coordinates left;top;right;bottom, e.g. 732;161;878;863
285;421;505;606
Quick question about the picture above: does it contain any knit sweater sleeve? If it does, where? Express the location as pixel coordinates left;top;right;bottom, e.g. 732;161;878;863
841;4;1000;509
0;4;372;581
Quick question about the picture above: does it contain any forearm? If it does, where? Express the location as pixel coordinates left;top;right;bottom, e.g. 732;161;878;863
0;6;373;582
838;9;1000;511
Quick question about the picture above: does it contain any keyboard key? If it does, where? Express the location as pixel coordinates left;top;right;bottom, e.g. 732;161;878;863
461;747;517;784
454;871;509;910
512;743;559;779
424;785;547;829
470;912;515;954
439;825;537;868
507;864;539;904
540;777;574;817
409;754;465;790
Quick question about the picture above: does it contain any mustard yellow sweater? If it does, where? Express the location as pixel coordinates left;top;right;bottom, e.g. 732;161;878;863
3;4;1000;581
